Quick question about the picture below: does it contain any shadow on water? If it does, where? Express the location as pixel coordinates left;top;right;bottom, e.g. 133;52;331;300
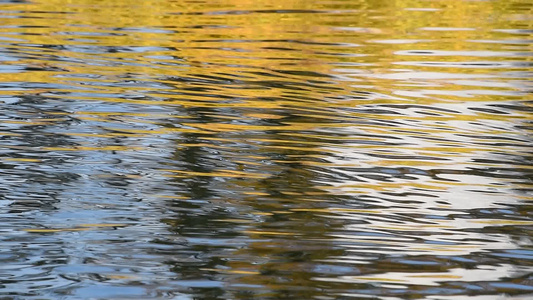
0;0;532;299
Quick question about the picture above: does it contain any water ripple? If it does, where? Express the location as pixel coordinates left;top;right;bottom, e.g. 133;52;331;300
0;0;531;299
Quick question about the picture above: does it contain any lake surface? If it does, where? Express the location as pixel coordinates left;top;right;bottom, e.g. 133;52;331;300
0;0;532;299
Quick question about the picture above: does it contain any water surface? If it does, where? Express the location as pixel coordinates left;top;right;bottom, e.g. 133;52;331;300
0;0;532;299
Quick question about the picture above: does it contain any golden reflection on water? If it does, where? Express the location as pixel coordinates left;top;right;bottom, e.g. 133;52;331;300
0;0;532;299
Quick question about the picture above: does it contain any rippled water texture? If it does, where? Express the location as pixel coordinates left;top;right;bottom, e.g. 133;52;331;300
0;0;532;299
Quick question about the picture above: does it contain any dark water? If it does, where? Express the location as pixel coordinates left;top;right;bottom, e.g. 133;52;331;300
0;0;532;299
